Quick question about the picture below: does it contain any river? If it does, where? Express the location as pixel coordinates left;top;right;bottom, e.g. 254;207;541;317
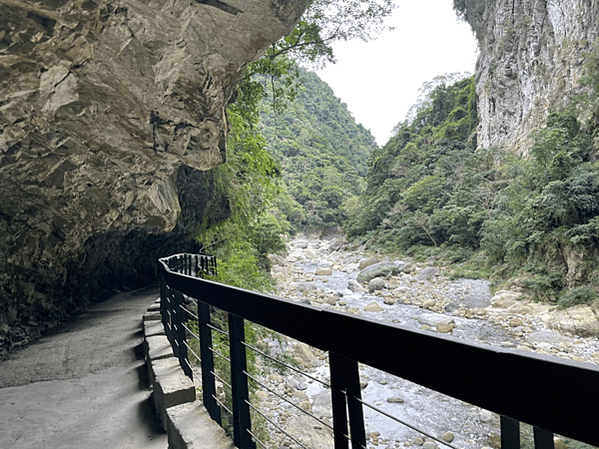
257;234;599;449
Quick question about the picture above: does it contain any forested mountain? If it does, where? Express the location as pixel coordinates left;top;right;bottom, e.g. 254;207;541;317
193;67;378;289
346;66;599;307
259;68;378;231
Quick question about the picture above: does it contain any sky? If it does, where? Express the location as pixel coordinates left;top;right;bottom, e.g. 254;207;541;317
315;0;479;147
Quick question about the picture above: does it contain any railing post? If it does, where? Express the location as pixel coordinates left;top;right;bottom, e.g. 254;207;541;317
171;291;182;359
174;290;192;380
330;352;367;449
160;272;167;328
198;301;222;425
330;352;350;449
534;427;555;449
229;314;255;449
501;416;520;449
163;286;174;344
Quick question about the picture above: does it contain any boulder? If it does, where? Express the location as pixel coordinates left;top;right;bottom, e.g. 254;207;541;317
348;279;366;292
415;267;440;280
369;277;386;293
442;432;455;443
491;290;522;308
312;391;333;420
303;249;317;259
418;313;455;333
316;267;333;276
329;237;347;252
527;330;573;347
364;301;383;312
283;412;333;449
357;262;399;283
543;305;599;337
289;282;317;293
294;342;320;368
358;257;379;270
383;295;397;305
292;239;310;249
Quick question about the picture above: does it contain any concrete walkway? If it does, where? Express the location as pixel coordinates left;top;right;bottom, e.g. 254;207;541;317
0;287;168;449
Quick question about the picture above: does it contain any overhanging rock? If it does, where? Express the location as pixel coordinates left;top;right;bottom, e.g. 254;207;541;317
0;0;311;353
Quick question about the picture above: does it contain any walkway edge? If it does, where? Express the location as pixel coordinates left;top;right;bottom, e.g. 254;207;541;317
143;299;235;449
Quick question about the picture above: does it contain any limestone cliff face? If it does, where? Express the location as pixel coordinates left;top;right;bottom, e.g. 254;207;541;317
0;0;309;351
464;0;599;153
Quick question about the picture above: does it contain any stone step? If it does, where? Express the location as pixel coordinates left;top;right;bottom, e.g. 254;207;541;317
152;357;196;430
144;320;165;338
167;401;235;449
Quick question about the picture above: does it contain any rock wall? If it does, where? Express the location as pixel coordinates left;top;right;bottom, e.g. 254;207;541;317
463;0;599;153
0;0;309;352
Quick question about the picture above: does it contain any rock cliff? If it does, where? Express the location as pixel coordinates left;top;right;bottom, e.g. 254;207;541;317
463;0;599;153
0;0;309;352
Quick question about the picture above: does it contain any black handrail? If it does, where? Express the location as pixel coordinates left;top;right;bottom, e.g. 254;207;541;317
159;253;599;448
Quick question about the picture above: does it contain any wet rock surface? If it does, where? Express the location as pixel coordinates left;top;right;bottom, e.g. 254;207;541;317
259;235;599;448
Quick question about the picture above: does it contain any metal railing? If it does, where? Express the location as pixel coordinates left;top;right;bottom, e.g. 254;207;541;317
158;253;599;449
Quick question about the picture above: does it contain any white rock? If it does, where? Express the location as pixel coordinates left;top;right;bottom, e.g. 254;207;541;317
491;290;522;308
417;313;455;328
544;305;599;337
364;301;383;312
369;277;386;292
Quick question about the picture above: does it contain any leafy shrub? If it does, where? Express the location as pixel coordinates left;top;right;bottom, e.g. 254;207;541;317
519;263;566;302
557;286;598;309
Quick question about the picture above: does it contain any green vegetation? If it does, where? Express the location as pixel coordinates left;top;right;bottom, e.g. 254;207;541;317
193;0;393;290
196;64;377;288
346;74;480;254
195;94;287;293
261;67;378;231
346;47;599;303
197;1;599;308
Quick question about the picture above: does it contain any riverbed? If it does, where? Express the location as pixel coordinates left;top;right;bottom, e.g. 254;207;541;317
257;234;599;449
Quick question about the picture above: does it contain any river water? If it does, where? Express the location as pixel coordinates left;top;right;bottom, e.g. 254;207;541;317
262;235;598;449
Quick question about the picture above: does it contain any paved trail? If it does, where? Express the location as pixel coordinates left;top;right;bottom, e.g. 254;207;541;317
0;287;167;449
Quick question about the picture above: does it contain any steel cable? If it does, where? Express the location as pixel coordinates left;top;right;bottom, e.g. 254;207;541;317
356;396;460;449
243;370;334;432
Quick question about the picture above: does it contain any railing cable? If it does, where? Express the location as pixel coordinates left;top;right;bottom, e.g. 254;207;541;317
242;341;331;388
180;305;198;321
244;399;312;449
209;346;231;363
183;340;201;364
212;394;233;416
207;323;229;336
210;369;232;390
159;252;599;449
243;370;334;432
181;322;200;341
356;396;460;449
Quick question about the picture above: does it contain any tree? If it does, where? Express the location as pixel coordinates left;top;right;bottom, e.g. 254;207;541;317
197;0;396;288
240;0;396;114
452;0;468;22
277;0;396;67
